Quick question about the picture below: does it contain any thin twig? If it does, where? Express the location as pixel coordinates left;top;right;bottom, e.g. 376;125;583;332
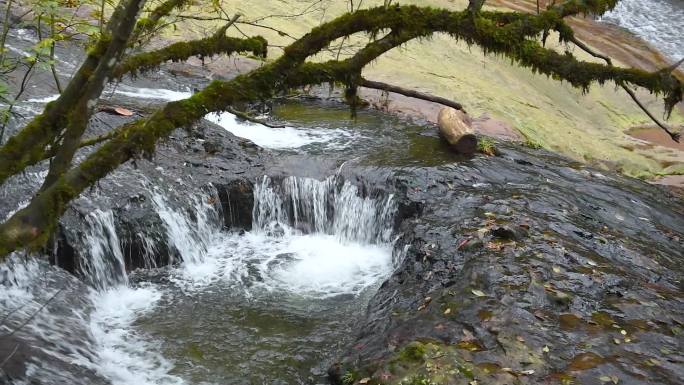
6;288;63;338
568;35;681;142
360;78;466;113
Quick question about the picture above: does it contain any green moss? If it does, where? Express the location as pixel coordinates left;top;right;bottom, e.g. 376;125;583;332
398;342;427;363
477;136;498;155
114;35;268;79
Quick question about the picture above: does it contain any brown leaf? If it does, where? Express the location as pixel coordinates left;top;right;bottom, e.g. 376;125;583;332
114;107;133;116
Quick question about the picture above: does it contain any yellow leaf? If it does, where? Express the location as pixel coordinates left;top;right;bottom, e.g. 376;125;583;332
444;308;452;315
599;376;612;382
542;345;550;353
471;289;486;297
359;378;370;384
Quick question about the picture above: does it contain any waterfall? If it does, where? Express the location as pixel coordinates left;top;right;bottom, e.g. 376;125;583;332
253;175;395;244
81;209;128;290
150;190;222;266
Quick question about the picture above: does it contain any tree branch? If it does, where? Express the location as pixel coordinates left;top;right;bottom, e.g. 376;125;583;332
112;35;267;79
1;4;681;258
566;34;681;142
0;0;141;185
359;78;466;113
40;0;147;191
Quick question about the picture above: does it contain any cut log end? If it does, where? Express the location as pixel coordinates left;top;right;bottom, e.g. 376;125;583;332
438;107;478;155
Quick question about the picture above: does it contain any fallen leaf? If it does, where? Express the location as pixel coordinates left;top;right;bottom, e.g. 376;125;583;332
114;107;134;116
599;376;612;383
613;338;621;345
543;345;550;353
552;266;561;273
516;335;525;343
472;289;486;297
444;308;452;315
520;369;535;375
620;329;627;335
359;378;370;384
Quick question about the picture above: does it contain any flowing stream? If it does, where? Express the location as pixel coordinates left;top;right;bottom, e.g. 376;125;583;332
0;71;404;384
1;173;396;385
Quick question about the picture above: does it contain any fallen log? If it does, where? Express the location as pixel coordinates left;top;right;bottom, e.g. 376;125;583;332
437;107;477;154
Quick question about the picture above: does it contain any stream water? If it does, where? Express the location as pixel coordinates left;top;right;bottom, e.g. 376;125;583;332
0;82;403;384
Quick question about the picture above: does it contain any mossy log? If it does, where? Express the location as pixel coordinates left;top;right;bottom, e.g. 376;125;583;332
438;107;478;155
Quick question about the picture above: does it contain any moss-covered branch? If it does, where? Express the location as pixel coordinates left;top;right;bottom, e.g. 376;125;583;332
1;3;682;258
40;0;146;191
0;0;135;186
112;35;267;79
131;0;192;44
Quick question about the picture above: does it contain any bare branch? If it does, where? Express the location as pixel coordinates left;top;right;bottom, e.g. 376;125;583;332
360;78;466;113
567;35;681;142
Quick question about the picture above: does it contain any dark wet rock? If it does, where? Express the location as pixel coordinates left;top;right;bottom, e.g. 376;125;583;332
216;179;255;230
330;144;684;385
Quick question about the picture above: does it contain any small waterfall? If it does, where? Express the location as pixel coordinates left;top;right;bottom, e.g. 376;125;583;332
151;189;222;266
253;175;395;244
81;209;128;290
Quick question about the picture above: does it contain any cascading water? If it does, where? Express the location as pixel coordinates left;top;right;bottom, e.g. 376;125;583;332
81;210;128;290
2;173;396;384
253;175;396;244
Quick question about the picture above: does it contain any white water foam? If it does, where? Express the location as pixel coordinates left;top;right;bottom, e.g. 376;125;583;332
88;286;182;385
111;85;193;101
602;0;684;60
175;175;396;298
205;111;359;150
1;176;396;383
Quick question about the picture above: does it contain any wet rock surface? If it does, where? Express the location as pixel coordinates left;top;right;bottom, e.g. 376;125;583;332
330;144;684;385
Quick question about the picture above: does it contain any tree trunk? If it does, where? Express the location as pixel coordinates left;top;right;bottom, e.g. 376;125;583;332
437;107;477;155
